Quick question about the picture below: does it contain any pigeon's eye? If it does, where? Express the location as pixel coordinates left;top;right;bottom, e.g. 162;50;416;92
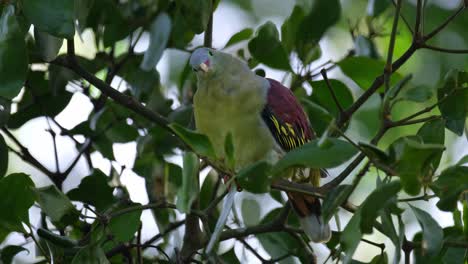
208;51;213;56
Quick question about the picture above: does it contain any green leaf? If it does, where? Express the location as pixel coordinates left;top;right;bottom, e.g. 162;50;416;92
177;0;212;34
220;248;239;263
281;6;305;52
417;119;445;171
410;205;444;258
341;181;402;263
105;122;139;143
431;166;468;211
176;152;199;213
399;85;434;103
0;245;28;264
367;0;391;17
200;170;218;210
258;208;301;260
0;173;35;242
34;28;63;62
340;210;363;263
22;0;75;38
224;28;253;48
71;244;110;264
34;185;78;227
37;228;77;248
300;99;334;136
360;181;401;234
67;170;115;211
338;57;402;90
388;137;445;195
74;0;94;35
169;123;216;159
0;5;28;99
298;0;341;45
321;184;352;222
309;79;354;117
359;142;391;164
273;138;358;174
0;97;11;127
108;203;142;242
0;134;8;178
237;160;272;194
248;21;290;70
241;198;261;226
141;12;171;71
437;70;468;136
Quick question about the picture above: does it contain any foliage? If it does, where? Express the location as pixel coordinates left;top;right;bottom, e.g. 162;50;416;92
0;0;467;263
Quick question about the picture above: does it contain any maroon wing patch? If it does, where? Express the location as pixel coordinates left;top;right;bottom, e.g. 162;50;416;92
261;78;314;151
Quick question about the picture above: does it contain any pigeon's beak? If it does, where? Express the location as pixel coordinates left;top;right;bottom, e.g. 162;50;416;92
199;62;209;73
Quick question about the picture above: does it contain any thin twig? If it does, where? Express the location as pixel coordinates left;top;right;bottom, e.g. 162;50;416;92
422;44;468;54
423;4;466;41
384;0;402;92
320;68;344;113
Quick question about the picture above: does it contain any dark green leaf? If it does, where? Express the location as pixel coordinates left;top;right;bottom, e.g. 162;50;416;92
300;99;334;136
0;5;28;99
34;185;78;227
322;184;352;222
341;212;362;263
281;6;305;52
0;245;28;264
431;166;468;211
176;152;199;213
417;119;445;171
248;21;290;70
410;205;444;258
34;28;63;62
200;170;218;210
0;97;11;127
0;173;35;242
71;244;110;264
359;142;391;164
437;70;468;136
399;85;434;103
37;228;77;248
237;160;272;194
169;123;216;159
74;0;94;34
273;138;358;174
360;181;401;234
141;12;172;71
177;0;212;34
93;135;115;160
220;248;239;263
258;209;301;261
0;134;8;178
67;170;115;211
105;122;139;143
388;137;444;195
298;0;341;45
241;198;260;226
224;28;253;48
22;0;75;38
309;79;354;117
108;203;142;242
367;0;391;17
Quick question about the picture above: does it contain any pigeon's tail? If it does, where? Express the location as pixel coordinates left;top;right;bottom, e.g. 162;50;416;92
287;191;331;243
